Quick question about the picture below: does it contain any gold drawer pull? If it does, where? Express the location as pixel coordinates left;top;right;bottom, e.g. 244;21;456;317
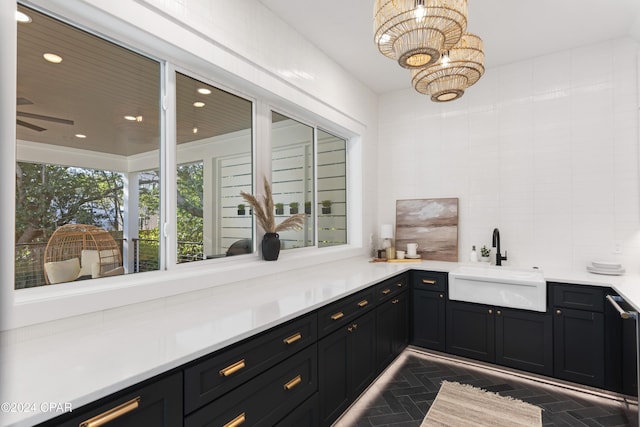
396;282;404;287
422;279;437;285
219;359;246;377
284;374;302;390
283;332;302;345
358;300;369;307
382;288;391;295
392;299;399;304
80;397;140;427
223;413;246;427
331;312;344;320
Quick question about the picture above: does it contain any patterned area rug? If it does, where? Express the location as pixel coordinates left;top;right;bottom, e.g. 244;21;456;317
422;380;543;426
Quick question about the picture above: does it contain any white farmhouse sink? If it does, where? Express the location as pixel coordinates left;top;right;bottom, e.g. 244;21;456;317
448;265;547;312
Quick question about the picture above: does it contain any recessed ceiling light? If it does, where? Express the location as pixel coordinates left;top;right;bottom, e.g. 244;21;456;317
16;11;32;23
197;88;211;95
43;53;62;64
193;101;205;108
75;134;87;139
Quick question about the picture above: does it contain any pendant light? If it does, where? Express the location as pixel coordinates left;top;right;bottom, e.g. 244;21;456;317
374;0;468;69
411;32;484;102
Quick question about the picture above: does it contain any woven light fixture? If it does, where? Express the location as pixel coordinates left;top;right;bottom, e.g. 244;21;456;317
411;32;484;102
374;0;468;69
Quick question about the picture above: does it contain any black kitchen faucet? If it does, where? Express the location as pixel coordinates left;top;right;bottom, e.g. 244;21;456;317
492;228;508;266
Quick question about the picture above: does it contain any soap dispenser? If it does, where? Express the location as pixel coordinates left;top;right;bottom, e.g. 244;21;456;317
470;245;478;262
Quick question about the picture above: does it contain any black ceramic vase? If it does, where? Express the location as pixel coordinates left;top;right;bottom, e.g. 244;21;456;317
262;232;281;261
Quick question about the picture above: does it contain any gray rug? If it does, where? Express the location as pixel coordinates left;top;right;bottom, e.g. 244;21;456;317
421;380;543;427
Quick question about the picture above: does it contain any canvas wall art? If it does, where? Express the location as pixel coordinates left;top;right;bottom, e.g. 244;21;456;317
395;198;459;262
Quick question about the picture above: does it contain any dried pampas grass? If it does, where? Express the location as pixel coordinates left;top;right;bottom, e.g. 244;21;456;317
240;177;305;233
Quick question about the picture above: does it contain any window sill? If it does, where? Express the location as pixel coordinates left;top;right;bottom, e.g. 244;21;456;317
7;245;365;330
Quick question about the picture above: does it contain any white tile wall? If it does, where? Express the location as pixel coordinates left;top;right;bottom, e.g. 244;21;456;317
378;38;640;274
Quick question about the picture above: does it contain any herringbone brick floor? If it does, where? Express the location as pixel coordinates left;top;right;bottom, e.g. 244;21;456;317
334;348;638;427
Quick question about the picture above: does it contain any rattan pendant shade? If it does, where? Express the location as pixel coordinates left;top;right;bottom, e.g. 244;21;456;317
44;224;122;284
374;0;468;68
411;33;484;102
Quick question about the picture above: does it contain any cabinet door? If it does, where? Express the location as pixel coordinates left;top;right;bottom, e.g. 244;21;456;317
446;301;495;363
411;289;446;351
554;307;605;388
622;318;638;396
495;308;552;376
318;326;350;426
40;372;182;427
391;292;409;357
377;291;408;371
350;310;377;398
318;310;376;427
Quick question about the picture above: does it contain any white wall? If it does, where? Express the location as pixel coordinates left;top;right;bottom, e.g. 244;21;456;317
378;38;640;274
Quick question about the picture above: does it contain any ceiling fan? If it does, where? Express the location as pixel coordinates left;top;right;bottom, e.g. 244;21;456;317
16;97;74;132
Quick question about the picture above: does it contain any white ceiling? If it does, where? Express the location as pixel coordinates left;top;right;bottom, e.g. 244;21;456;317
259;0;640;94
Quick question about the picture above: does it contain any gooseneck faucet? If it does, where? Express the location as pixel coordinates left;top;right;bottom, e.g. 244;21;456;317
492;228;508;266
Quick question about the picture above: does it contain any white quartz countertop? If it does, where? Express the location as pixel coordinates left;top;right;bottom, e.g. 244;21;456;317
1;256;639;426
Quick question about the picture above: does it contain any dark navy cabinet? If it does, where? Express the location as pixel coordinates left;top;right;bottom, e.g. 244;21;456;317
376;273;409;371
410;271;447;351
318;309;376;426
552;283;606;389
38;372;183;427
446;300;553;375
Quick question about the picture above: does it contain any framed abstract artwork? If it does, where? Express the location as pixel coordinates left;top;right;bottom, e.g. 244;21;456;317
395;198;459;262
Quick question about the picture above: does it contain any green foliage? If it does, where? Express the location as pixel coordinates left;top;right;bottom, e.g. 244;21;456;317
176;162;203;247
15;162;124;244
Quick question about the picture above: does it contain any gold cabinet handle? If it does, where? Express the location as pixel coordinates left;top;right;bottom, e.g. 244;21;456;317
223;413;246;427
396;282;404;287
348;323;358;332
556;309;562;315
392;299;399;304
488;309;493;315
439;294;444;299
358;300;369;307
422;279;436;285
331;312;344;320
219;359;246;377
283;374;302;390
496;310;501;316
283;332;302;345
80;397;140;427
382;288;391;295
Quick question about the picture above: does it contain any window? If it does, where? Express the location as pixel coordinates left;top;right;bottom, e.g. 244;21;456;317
271;112;314;249
317;129;348;247
175;72;253;261
13;4;349;293
15;5;161;287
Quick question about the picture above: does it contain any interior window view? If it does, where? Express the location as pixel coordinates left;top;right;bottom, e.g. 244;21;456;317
175;72;253;261
270;113;348;249
317;129;347;247
271;112;315;249
15;5;161;288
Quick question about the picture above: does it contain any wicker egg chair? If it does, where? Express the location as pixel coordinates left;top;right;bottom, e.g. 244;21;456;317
44;224;122;284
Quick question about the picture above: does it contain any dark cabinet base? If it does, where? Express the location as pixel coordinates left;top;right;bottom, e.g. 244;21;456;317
446;301;553;376
38;372;183;427
318;310;376;426
411;289;446;351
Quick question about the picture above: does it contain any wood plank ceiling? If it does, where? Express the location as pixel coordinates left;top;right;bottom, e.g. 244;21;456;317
17;5;253;158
